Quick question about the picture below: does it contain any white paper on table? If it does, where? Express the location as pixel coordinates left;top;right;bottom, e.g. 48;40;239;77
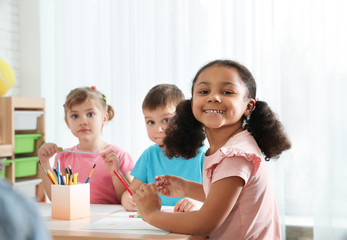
110;206;174;218
110;210;136;218
82;217;168;233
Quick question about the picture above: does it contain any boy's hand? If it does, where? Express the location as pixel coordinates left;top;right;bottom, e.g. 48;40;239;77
174;197;203;212
154;175;187;197
133;183;161;221
101;149;119;175
121;191;137;211
38;143;59;164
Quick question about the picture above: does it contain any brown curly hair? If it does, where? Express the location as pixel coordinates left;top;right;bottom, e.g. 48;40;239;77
164;60;291;160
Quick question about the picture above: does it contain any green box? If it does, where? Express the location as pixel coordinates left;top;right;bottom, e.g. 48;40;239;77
0;159;13;178
14;134;42;154
15;156;38;178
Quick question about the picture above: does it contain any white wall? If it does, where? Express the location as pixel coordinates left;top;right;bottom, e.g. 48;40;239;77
18;0;41;97
0;0;21;96
0;0;41;98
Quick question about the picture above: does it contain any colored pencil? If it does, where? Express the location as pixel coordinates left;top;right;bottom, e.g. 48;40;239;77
74;172;78;185
47;170;58;185
53;168;59;180
57;160;60;185
38;161;55;184
113;170;133;196
58;148;100;155
62;174;66;185
65;167;69;183
85;164;96;183
68;165;73;185
38;161;47;174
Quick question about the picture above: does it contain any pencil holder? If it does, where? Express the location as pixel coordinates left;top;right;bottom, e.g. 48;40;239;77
51;183;90;220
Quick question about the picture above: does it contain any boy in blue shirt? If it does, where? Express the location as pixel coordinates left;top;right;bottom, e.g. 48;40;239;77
121;84;205;211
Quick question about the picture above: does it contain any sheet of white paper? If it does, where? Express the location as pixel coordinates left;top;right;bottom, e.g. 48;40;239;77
82;206;174;234
83;217;168;233
110;211;136;218
110;206;174;218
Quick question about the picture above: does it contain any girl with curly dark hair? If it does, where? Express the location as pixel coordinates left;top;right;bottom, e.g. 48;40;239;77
133;60;291;240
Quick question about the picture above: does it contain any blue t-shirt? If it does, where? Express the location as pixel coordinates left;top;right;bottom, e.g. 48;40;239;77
131;144;206;206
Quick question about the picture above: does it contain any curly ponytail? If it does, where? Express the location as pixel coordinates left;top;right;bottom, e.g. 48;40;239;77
164;59;291;161
244;101;291;160
164;100;205;159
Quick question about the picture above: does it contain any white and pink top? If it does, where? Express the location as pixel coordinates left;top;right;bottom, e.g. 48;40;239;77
203;130;281;240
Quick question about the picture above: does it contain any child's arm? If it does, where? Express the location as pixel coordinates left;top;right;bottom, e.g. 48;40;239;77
101;149;128;202
37;143;59;200
121;178;144;211
133;176;244;235
123;171;133;186
155;175;206;202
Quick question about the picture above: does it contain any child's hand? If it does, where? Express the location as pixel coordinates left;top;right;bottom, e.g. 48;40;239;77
121;191;137;211
38;143;59;164
174;197;203;212
133;183;161;221
101;149;119;175
154;175;187;198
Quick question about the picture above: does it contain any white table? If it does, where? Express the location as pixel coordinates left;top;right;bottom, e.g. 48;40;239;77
37;203;206;240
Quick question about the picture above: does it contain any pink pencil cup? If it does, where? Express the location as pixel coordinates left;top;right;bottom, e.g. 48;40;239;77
51;183;90;220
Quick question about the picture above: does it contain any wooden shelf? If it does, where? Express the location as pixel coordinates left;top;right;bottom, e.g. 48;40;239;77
0;144;12;158
0;97;45;200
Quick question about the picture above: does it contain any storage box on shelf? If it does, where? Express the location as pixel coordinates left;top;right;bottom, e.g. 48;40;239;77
15;133;42;154
0;159;13;178
15;156;39;178
14;111;44;130
0;97;45;200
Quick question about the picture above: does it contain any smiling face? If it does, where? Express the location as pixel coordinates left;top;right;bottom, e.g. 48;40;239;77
65;99;108;143
143;104;176;146
191;65;254;131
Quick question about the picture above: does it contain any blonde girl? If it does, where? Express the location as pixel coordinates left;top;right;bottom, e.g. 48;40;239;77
38;86;134;204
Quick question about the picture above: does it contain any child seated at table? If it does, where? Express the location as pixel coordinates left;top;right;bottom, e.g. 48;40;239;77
121;84;206;212
38;86;134;204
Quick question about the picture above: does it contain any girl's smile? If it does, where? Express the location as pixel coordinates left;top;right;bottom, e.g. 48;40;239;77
203;109;226;114
192;65;252;131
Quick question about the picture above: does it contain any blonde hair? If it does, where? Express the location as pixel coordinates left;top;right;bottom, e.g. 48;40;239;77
64;87;114;121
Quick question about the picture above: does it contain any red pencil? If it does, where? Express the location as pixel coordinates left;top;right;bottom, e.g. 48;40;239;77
113;170;133;196
38;161;55;184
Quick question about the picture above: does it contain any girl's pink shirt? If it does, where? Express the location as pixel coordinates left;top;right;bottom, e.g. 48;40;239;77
203;130;281;240
54;145;134;204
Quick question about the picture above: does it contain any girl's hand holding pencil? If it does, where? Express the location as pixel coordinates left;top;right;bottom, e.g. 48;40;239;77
133;184;162;222
38;143;59;164
113;170;132;195
39;144;103;162
121;190;137;211
101;149;120;175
